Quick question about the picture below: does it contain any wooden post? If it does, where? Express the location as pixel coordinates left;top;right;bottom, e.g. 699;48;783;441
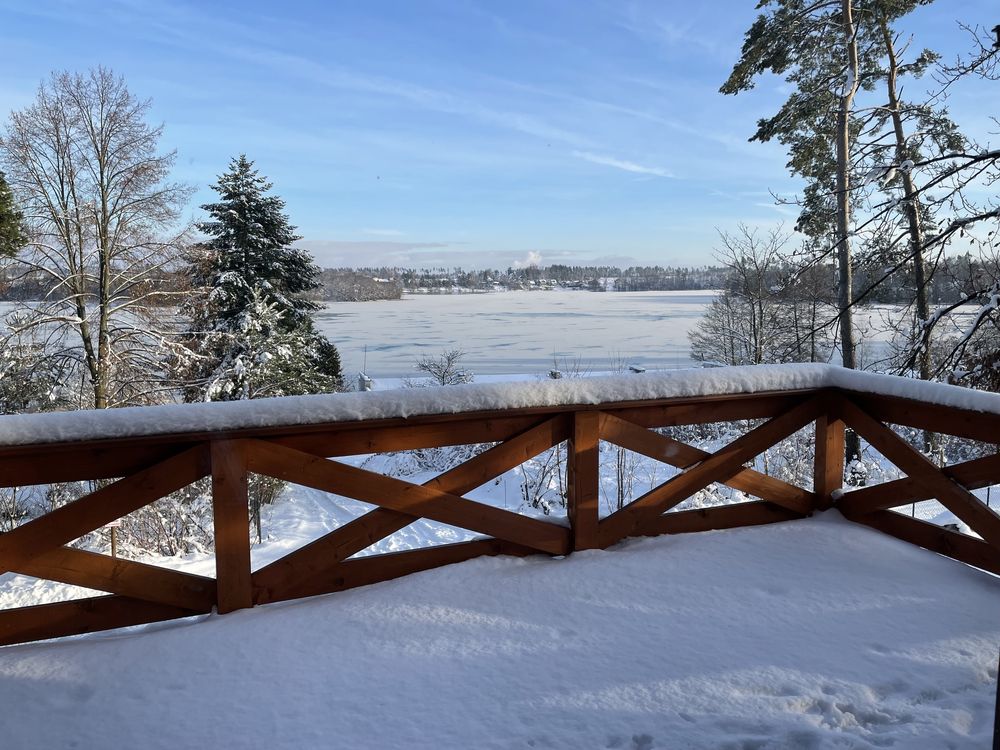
993;647;1000;750
211;440;252;614
567;411;600;550
814;412;845;510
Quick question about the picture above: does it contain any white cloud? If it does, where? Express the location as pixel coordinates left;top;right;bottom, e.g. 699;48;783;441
512;250;543;269
572;151;673;178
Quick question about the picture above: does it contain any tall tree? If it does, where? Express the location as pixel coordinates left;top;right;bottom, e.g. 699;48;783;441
0;68;190;409
719;0;942;461
175;155;343;402
175;156;343;541
0;170;26;258
721;0;873;460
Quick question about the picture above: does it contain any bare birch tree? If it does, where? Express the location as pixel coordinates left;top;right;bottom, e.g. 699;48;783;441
0;68;191;409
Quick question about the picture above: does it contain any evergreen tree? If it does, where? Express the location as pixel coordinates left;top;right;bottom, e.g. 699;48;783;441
720;0;932;464
175;155;343;541
0;170;26;258
177;155;342;402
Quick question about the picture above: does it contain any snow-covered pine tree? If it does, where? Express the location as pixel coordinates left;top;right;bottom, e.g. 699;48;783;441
0;170;26;258
177;155;342;402
175;156;343;541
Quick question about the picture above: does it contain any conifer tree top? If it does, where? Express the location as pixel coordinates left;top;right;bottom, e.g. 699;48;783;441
200;154;301;250
0;169;27;259
195;155;320;305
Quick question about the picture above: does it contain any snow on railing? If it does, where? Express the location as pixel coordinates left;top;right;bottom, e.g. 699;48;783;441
3;363;1000;448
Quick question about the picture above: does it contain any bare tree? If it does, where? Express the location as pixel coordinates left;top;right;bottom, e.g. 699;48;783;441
689;226;834;366
409;348;473;387
0;68;191;409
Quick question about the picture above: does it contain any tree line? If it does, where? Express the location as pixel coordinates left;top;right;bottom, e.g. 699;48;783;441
392;264;731;292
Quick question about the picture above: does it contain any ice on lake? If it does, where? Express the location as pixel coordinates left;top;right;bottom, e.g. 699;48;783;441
312;289;716;378
2;287;937;383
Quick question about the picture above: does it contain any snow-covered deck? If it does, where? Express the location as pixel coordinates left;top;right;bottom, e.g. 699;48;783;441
1;514;997;749
0;365;1000;696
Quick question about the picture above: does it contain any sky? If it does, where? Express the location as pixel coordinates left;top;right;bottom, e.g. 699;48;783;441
0;0;995;269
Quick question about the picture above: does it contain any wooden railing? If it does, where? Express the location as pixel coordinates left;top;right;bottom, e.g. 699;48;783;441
1;381;999;647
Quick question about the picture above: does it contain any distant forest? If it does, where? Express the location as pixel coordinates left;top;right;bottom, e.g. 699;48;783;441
0;263;730;302
1;257;984;304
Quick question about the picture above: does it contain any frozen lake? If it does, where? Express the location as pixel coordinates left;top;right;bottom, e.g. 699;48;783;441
0;290;714;381
3;290;972;383
312;290;716;379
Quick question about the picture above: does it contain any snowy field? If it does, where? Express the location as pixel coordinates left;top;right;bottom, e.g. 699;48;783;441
1;513;998;749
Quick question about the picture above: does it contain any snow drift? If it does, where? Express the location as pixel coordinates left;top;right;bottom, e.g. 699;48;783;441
0;513;997;748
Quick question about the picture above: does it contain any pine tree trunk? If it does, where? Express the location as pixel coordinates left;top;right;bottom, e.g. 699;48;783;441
838;0;860;464
879;12;933;451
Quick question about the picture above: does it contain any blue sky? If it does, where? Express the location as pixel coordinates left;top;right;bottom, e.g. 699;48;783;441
0;0;995;269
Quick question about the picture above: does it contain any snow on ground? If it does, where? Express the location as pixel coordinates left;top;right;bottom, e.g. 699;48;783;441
1;512;998;749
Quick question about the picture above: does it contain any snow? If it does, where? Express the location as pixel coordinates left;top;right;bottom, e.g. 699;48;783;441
312;290;714;377
861;165;898;187
3;362;1000;448
1;513;997;748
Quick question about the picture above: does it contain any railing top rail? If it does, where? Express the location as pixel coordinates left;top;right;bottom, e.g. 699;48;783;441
0;363;998;451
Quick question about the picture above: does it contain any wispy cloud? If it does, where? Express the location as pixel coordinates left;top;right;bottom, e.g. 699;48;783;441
614;3;726;59
572;151;674;178
362;228;405;237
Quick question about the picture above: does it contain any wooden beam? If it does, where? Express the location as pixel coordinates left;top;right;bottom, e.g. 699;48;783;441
252;508;412;605
252;416;569;603
813;412;845;510
422;415;570;496
838;452;1000;516
635;501;803;536
837;396;1000;550
598;412;814;514
245;439;570;555
604;392;807;430
14;547;216;611
843;508;1000;576
0;389;818;487
211;441;252;614
273;416;542;458
567;411;601;550
598;396;822;546
0;445;210;575
844;390;1000;443
0;595;204;648
0;444;188;487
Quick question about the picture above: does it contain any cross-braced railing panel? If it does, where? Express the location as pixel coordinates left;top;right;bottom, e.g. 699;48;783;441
597;412;816;513
596;396;823;547
247;415;572;605
1;384;999;647
826;391;1000;576
0;445;217;645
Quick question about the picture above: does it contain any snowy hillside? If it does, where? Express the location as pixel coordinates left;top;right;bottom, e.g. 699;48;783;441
2;513;998;749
